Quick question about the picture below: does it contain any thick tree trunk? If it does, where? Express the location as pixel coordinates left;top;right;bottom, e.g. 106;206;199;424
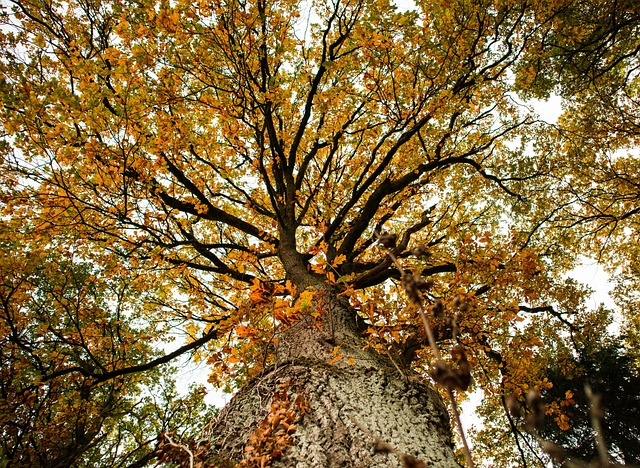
205;286;459;467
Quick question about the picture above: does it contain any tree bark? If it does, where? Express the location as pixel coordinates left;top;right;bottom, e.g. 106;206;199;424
205;285;460;467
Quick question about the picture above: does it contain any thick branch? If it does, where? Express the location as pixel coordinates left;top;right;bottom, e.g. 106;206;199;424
153;188;277;246
42;328;221;385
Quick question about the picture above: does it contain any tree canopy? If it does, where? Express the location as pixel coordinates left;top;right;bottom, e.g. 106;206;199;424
540;332;640;465
1;0;639;465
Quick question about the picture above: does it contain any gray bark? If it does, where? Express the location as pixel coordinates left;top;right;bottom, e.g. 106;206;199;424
205;287;460;467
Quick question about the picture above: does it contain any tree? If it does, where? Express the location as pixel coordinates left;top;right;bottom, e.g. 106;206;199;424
0;217;216;466
1;0;639;466
540;333;640;465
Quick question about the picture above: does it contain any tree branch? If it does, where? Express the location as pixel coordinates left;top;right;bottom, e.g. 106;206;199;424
42;327;222;385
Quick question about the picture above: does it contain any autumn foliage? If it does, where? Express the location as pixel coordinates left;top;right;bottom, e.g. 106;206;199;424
1;0;640;465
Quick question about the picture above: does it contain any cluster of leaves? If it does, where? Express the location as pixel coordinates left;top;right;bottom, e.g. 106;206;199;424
202;279;326;392
156;381;308;468
540;335;640;464
0;219;216;466
240;382;308;467
469;304;640;467
372;227;640;467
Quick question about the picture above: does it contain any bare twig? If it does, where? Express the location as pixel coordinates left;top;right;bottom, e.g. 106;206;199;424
585;384;610;466
377;232;475;467
447;387;475;468
160;433;195;468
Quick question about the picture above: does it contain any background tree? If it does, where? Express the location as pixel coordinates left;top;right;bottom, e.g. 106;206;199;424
540;331;640;465
1;0;639;466
0;217;216;466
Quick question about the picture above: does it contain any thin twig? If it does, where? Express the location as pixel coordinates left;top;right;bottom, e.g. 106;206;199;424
416;301;443;362
163;433;195;468
585;384;609;465
378;233;475;467
448;387;475;468
384;246;442;361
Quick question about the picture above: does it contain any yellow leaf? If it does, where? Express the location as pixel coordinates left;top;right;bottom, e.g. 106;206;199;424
331;254;347;267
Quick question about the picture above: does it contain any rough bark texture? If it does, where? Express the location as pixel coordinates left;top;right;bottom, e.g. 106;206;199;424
205;285;459;467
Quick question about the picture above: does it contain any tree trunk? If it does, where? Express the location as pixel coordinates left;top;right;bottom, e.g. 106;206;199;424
205;286;459;467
